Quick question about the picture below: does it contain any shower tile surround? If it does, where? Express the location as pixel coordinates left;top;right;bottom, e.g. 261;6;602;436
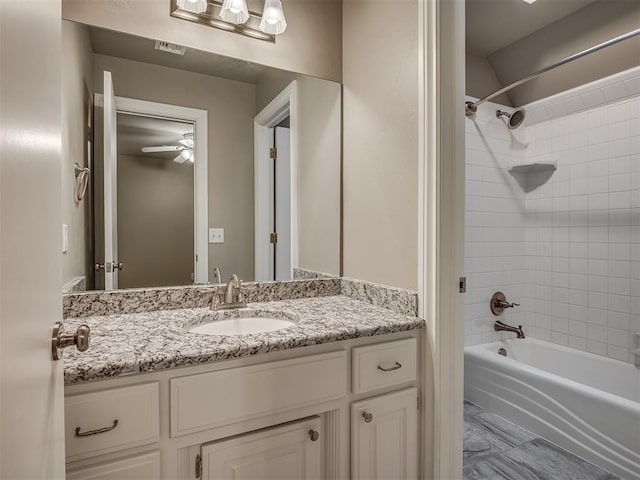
465;66;640;364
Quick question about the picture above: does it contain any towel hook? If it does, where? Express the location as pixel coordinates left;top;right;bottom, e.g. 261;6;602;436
74;163;90;202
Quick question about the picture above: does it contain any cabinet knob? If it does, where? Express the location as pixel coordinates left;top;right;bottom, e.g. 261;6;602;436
362;411;374;423
308;429;320;441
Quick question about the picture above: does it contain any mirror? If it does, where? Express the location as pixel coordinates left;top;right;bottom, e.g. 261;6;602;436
62;20;341;292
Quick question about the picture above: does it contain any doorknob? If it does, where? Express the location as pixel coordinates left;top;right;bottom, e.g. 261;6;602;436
113;261;124;271
52;322;90;361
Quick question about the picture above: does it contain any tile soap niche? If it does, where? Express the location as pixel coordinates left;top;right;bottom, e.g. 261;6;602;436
509;154;558;192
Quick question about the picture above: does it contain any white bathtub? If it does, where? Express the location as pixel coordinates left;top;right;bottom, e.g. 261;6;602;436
465;338;640;480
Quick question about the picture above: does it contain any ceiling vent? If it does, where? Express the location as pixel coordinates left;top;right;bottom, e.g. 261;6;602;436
154;40;187;56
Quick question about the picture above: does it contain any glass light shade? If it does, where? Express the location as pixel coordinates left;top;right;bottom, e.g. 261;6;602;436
220;0;249;24
259;0;287;35
181;149;194;162
177;0;208;14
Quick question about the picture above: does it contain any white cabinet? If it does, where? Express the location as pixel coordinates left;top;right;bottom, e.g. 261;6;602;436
351;388;418;480
200;417;322;480
66;451;161;480
64;333;422;480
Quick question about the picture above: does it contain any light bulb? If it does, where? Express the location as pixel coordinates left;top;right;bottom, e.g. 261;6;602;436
220;0;249;24
259;0;287;34
177;0;207;14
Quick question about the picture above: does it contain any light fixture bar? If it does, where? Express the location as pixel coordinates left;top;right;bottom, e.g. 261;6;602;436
171;0;276;43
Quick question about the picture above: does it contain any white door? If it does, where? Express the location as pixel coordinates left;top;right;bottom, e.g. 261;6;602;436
351;388;418;480
0;1;66;479
103;71;119;290
274;126;292;281
201;417;322;480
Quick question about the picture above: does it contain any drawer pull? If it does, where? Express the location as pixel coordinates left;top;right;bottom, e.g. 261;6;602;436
362;411;374;423
377;361;402;372
308;429;320;441
75;419;119;437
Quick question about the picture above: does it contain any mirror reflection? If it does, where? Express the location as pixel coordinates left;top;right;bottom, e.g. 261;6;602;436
62;21;341;292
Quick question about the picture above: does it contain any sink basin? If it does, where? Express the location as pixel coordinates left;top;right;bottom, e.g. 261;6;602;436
186;309;297;336
189;317;295;336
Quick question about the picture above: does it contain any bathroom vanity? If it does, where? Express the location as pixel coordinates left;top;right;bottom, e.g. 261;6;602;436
62;284;425;480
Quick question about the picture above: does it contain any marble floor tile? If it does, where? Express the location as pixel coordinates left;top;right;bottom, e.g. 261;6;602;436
464;438;618;480
464;404;536;466
463;402;619;480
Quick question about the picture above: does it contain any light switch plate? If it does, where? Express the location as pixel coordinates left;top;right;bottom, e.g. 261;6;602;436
209;228;224;244
62;224;69;253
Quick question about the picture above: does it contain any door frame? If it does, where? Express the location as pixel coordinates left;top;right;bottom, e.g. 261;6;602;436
95;94;209;284
418;0;466;478
254;81;299;282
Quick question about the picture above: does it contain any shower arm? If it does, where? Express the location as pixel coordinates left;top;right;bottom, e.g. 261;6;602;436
465;28;640;116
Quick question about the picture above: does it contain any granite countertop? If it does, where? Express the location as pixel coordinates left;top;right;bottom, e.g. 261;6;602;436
63;295;425;385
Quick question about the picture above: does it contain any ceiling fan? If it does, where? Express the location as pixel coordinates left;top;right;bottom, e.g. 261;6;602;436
141;133;194;164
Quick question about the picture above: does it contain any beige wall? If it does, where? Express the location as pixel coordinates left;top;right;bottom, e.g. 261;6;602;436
93;55;256;282
466;51;512;106
62;21;93;285
63;0;342;82
255;71;342;276
342;0;419;290
488;0;640;106
255;70;298;112
117;154;194;288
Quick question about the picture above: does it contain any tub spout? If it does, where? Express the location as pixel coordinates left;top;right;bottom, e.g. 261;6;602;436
494;320;525;339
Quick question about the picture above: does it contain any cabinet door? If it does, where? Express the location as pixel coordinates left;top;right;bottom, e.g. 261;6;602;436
351;388;418;480
66;451;160;480
201;417;322;480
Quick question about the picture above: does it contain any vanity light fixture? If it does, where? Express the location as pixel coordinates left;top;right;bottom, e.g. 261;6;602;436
259;0;287;35
171;0;287;42
220;0;250;24
177;0;208;14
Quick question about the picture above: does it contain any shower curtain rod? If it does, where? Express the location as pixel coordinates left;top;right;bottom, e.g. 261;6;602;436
465;28;640;116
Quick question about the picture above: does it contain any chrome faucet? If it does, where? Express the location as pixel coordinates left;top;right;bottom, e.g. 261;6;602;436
494;320;525;339
211;274;247;310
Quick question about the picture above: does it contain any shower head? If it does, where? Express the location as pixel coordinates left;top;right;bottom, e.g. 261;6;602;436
496;108;526;129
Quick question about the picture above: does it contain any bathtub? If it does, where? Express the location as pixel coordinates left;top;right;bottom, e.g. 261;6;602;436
465;338;640;480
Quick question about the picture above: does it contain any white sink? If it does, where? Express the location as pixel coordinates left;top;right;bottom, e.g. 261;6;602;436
188;310;296;336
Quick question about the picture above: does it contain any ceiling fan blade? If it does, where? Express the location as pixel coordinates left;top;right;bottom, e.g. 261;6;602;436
173;153;187;164
141;145;181;153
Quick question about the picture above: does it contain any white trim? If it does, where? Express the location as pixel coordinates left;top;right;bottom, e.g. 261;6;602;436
253;81;299;282
95;94;209;284
418;0;465;478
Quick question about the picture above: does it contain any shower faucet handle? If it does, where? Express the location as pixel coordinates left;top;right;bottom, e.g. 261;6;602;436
490;292;519;316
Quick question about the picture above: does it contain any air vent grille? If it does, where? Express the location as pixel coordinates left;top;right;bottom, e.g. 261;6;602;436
154;40;187;56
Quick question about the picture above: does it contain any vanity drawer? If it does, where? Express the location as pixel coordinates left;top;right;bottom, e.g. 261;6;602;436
66;451;161;480
170;350;347;437
65;383;160;460
352;338;417;394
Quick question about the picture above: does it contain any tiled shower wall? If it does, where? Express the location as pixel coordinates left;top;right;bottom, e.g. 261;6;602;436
465;67;640;364
464;101;531;346
523;94;639;363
